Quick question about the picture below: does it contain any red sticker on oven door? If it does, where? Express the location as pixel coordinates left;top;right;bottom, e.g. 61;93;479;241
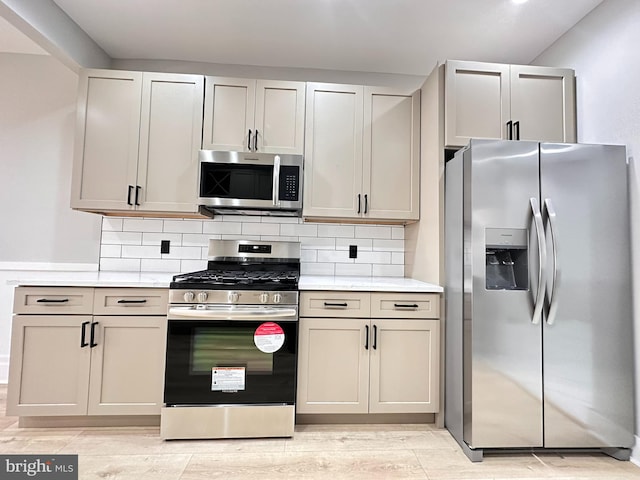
254;322;285;353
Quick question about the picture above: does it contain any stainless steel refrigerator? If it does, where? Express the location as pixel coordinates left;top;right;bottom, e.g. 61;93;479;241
444;139;634;462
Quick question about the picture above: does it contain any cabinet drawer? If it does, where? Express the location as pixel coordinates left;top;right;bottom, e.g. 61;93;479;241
13;287;94;314
300;291;371;318
93;288;168;315
371;293;440;319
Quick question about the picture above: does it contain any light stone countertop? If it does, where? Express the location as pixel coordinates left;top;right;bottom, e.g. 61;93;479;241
6;271;442;293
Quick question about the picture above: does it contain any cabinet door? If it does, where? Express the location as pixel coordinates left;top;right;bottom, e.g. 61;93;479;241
136;73;203;213
510;65;576;143
363;87;420;220
88;316;166;415
254;80;305;154
202;77;255;151
7;315;92;416
369;319;439;414
445;61;511;147
71;69;142;210
297;317;369;414
303;83;364;218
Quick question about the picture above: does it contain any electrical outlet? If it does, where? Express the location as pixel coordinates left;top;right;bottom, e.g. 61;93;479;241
349;245;357;258
160;240;170;254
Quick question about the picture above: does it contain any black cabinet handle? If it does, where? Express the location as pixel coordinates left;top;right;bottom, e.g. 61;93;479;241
117;299;147;304
357;194;361;214
514;121;520;141
254;130;259;151
36;298;69;303
365;325;369;350
127;185;133;205
80;321;90;347
364;194;368;214
373;324;377;350
394;303;419;309
135;186;141;206
90;321;99;348
506;120;513;140
248;129;252;150
324;302;348;308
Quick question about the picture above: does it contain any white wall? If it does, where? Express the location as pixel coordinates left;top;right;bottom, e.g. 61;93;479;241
0;53;102;381
535;0;640;460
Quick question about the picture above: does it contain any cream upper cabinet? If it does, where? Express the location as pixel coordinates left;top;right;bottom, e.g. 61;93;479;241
444;60;575;147
303;83;419;222
71;69;204;214
202;77;305;154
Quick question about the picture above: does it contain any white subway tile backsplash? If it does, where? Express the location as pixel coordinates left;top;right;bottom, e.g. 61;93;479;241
102;217;123;232
101;231;142;245
141;258;181;273
373;264;404;277
164;220;203;234
318;225;354;238
335;238;373;251
142;233;182;246
122;245;161;259
242;222;280;236
281;223;318;237
355;225;392;239
100;258;141;272
99;216;406;277
372;239;404;251
203;221;242;235
123;218;163;232
301;263;335;276
336;263;372;276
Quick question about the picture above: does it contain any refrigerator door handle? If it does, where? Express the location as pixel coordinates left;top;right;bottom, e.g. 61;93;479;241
530;197;547;325
544;198;560;325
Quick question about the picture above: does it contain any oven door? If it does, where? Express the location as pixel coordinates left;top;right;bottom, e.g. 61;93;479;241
164;305;298;406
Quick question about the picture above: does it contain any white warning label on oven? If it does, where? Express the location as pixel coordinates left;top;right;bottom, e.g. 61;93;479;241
254;322;285;353
212;367;245;392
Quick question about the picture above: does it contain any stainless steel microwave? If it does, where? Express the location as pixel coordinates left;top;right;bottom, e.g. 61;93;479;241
198;150;303;217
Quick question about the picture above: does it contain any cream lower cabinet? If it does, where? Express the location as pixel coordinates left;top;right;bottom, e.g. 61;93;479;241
303;84;419;222
297;291;440;414
71;69;204;215
7;287;167;417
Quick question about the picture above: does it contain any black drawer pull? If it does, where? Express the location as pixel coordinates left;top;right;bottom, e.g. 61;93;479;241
394;303;419;308
36;298;69;303
90;321;99;348
364;325;369;350
117;299;147;304
324;302;348;308
80;321;90;348
373;324;377;350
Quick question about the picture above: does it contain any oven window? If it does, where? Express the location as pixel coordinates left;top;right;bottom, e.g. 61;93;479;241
191;326;273;374
200;163;273;200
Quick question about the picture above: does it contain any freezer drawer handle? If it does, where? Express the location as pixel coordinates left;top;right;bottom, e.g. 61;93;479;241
394;303;419;309
530;197;547;325
36;298;70;303
544;198;560;326
324;302;348;308
117;299;147;304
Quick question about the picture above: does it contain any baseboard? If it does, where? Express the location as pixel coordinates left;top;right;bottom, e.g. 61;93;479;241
631;435;640;466
0;355;8;384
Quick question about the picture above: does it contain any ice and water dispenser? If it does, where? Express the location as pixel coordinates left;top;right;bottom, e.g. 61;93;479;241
485;228;528;290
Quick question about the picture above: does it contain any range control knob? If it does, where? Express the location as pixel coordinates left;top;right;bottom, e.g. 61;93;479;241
228;292;239;303
259;292;269;304
197;291;208;303
273;293;282;304
183;291;195;303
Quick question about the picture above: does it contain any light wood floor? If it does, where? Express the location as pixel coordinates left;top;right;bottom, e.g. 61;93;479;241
1;386;639;479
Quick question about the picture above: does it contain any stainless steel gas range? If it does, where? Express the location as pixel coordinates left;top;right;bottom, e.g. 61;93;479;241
161;239;300;440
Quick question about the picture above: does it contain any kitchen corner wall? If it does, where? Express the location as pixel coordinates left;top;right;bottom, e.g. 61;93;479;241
100;216;405;277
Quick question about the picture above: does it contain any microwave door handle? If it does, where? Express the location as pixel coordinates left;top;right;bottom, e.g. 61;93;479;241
273;155;281;206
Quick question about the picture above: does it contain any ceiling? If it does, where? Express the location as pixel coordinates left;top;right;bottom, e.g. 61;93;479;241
2;0;603;76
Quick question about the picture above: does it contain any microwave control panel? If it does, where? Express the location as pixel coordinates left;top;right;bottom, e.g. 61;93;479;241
279;166;299;201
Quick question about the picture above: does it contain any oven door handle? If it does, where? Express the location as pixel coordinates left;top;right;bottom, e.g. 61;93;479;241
168;306;298;320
